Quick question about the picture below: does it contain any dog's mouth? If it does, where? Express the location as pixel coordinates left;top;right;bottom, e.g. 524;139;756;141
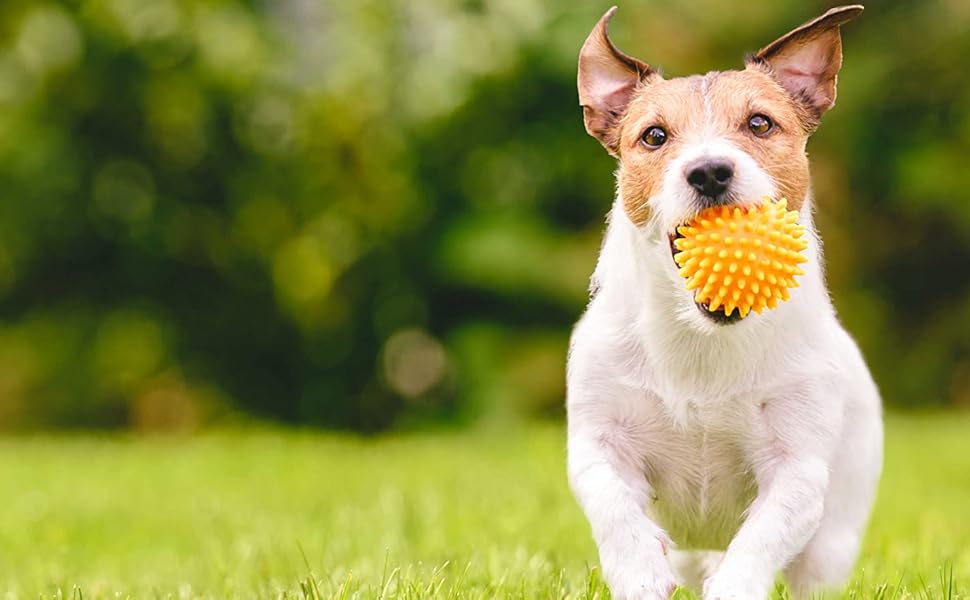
669;230;743;325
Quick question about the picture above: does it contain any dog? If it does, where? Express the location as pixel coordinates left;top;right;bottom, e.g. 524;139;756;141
566;5;882;599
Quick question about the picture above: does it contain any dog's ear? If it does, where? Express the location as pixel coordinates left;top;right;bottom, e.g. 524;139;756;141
578;7;655;156
752;5;863;116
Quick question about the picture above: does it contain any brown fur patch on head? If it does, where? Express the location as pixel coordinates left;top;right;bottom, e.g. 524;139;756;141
612;68;816;225
710;66;815;212
614;77;706;225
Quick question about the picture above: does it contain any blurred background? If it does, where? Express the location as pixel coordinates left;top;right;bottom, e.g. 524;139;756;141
0;0;967;433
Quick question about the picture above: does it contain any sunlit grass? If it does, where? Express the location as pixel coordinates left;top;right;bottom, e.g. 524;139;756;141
0;413;966;598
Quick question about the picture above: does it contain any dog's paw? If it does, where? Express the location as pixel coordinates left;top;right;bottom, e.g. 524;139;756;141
607;569;678;600
702;570;769;600
600;532;678;600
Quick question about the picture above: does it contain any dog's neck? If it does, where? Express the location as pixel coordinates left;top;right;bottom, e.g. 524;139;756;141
590;194;838;409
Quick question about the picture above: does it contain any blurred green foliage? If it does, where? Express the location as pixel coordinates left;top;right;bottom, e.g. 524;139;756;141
0;0;967;431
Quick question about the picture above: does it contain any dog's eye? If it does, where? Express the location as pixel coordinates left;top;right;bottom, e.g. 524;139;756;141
641;126;667;148
748;114;773;136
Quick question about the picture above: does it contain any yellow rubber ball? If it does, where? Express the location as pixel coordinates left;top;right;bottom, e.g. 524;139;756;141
673;198;808;318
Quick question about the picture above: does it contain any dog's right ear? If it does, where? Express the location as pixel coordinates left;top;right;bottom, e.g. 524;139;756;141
578;7;655;156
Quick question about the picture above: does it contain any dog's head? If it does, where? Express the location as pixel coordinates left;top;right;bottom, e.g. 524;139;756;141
579;5;862;324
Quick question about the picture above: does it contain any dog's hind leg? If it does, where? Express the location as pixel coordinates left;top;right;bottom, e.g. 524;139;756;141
783;468;876;599
784;520;862;598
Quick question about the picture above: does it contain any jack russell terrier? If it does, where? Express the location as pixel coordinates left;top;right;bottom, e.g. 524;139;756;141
567;5;882;599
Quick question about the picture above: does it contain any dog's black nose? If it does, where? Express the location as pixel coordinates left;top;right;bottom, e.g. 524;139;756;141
685;159;734;199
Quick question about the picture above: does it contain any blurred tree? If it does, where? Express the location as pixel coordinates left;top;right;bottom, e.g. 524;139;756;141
0;0;966;431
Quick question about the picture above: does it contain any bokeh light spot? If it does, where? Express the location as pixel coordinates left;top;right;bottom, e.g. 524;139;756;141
382;329;447;399
15;6;83;77
92;160;156;228
273;234;335;308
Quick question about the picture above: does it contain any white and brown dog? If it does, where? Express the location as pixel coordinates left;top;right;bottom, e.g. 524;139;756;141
567;5;882;599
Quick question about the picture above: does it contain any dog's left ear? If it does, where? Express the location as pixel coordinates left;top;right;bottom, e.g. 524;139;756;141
752;5;864;115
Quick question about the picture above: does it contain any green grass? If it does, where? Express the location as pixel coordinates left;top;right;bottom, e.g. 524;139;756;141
0;413;967;599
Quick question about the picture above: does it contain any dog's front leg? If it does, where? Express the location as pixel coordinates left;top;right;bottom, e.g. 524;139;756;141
703;458;827;599
568;410;678;600
703;392;842;600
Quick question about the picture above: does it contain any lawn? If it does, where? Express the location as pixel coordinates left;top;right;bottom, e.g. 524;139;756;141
0;413;967;599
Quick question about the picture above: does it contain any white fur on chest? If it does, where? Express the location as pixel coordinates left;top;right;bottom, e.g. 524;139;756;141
639;395;760;549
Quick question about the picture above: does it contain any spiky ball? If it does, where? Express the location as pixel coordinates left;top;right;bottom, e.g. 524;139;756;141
672;198;808;318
